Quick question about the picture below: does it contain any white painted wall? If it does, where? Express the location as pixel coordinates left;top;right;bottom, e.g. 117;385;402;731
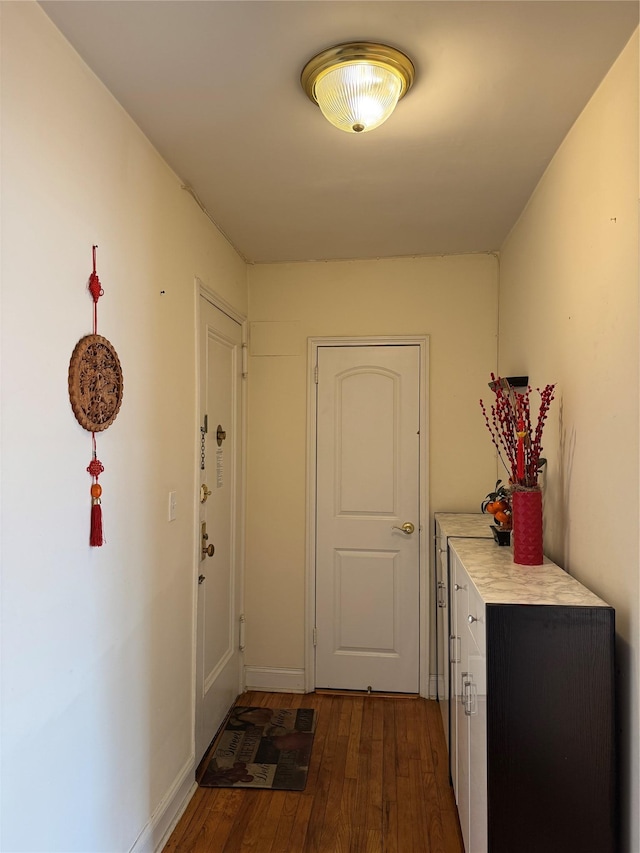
498;31;639;851
245;255;499;681
0;5;246;851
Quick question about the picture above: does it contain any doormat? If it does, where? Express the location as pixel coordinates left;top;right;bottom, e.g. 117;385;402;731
199;706;317;791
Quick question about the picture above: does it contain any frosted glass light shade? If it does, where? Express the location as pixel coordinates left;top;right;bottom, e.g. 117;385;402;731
301;43;415;135
315;62;403;133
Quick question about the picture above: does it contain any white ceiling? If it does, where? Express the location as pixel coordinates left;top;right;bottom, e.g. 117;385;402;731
41;1;638;263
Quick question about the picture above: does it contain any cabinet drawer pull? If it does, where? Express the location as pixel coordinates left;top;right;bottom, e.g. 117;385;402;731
465;679;478;716
454;583;465;591
462;674;477;716
468;614;478;624
462;674;471;714
450;635;460;663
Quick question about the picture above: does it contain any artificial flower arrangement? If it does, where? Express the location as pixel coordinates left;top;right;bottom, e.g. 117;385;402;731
480;373;556;504
480;374;556;562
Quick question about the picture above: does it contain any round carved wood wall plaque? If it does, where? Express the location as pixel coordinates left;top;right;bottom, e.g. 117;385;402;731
68;334;124;432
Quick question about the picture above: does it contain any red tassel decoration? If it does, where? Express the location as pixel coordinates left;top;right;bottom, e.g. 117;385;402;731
90;499;104;547
87;445;105;547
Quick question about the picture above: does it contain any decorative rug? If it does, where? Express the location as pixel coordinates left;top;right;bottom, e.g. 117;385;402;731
199;706;317;791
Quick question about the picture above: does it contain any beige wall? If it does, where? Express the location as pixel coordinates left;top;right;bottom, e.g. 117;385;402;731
5;2;636;850
245;254;499;676
498;31;639;851
1;4;247;851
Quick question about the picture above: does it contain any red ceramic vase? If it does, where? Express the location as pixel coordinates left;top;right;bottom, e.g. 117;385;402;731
512;488;543;565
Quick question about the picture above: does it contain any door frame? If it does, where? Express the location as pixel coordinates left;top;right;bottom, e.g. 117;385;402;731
305;335;430;696
194;278;248;730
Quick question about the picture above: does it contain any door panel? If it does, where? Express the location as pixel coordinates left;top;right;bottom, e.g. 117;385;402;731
315;345;420;693
338;370;396;513
334;549;399;650
196;296;243;764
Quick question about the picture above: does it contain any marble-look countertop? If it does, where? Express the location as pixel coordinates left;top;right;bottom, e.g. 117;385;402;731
434;512;494;540
449;537;610;608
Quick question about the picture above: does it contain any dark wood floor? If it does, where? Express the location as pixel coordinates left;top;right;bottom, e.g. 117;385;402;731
164;691;464;853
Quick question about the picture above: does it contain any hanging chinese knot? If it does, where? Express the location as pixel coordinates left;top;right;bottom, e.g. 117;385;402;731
68;246;124;546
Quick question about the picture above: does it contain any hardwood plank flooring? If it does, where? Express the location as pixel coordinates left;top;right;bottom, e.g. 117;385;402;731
164;691;464;853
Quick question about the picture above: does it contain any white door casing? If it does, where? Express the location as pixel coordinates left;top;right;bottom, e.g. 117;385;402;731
195;292;244;764
314;344;423;693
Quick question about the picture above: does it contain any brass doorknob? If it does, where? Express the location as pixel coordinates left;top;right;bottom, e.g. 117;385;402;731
392;522;415;535
202;543;215;559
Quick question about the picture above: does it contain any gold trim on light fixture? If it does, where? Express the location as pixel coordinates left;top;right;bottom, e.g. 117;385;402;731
301;42;415;134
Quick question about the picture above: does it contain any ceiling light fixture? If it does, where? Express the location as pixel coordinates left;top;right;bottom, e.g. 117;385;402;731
301;42;415;134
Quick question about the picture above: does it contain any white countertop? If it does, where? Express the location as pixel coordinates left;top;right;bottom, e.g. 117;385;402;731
449;537;610;608
434;512;494;540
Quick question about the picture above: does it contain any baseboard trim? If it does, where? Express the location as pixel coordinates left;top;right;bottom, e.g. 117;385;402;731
244;666;306;693
429;674;440;700
129;754;196;853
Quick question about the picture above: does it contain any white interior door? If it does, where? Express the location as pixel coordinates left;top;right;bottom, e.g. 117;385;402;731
195;296;243;763
315;345;421;693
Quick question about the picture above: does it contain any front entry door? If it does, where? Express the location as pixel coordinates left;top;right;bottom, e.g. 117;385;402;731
195;295;243;763
315;345;421;693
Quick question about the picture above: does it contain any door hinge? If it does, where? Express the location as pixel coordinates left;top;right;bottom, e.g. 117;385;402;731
242;342;248;378
313;626;318;646
314;364;318;384
239;614;246;652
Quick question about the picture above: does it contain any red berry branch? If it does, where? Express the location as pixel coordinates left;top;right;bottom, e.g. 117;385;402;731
480;374;556;488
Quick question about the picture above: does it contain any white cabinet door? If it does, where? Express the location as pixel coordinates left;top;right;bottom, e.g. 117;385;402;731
435;521;450;747
467;581;488;852
452;551;488;853
451;554;469;811
468;631;488;853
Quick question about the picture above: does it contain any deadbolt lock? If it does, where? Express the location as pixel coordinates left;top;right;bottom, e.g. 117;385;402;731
216;424;227;446
200;483;212;503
